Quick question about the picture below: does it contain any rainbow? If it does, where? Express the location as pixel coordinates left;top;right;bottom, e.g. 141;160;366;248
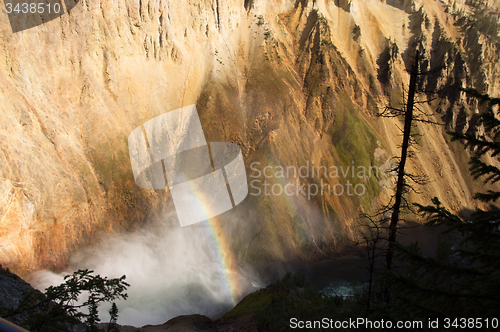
177;176;240;305
205;218;239;305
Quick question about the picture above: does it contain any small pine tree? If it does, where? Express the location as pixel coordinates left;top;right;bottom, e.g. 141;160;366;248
2;269;129;332
107;303;119;332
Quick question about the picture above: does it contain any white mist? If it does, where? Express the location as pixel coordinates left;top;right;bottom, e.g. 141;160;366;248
30;214;257;327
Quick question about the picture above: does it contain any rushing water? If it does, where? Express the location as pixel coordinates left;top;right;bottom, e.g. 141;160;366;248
30;218;259;327
29;218;440;327
319;279;362;298
298;256;369;290
300;222;444;299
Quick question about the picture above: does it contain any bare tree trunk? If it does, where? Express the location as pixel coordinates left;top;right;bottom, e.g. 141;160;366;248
384;51;420;301
365;231;378;317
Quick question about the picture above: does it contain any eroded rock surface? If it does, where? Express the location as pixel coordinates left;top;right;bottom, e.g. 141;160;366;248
1;0;499;277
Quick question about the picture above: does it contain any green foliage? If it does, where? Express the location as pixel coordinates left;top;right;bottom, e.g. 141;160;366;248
3;269;129;332
317;12;328;26
328;93;382;202
449;88;500;201
424;14;431;30
352;24;361;41
256;15;264;26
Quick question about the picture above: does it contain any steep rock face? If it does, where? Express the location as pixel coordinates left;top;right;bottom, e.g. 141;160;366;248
0;0;499;276
0;264;39;326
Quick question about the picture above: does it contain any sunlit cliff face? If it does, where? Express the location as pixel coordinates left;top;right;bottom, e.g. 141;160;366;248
1;0;500;289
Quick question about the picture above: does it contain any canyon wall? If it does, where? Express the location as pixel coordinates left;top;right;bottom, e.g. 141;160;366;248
1;0;499;276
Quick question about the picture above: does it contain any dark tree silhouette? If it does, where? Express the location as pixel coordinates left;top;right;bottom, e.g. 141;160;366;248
385;89;500;319
359;49;443;307
2;269;129;332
